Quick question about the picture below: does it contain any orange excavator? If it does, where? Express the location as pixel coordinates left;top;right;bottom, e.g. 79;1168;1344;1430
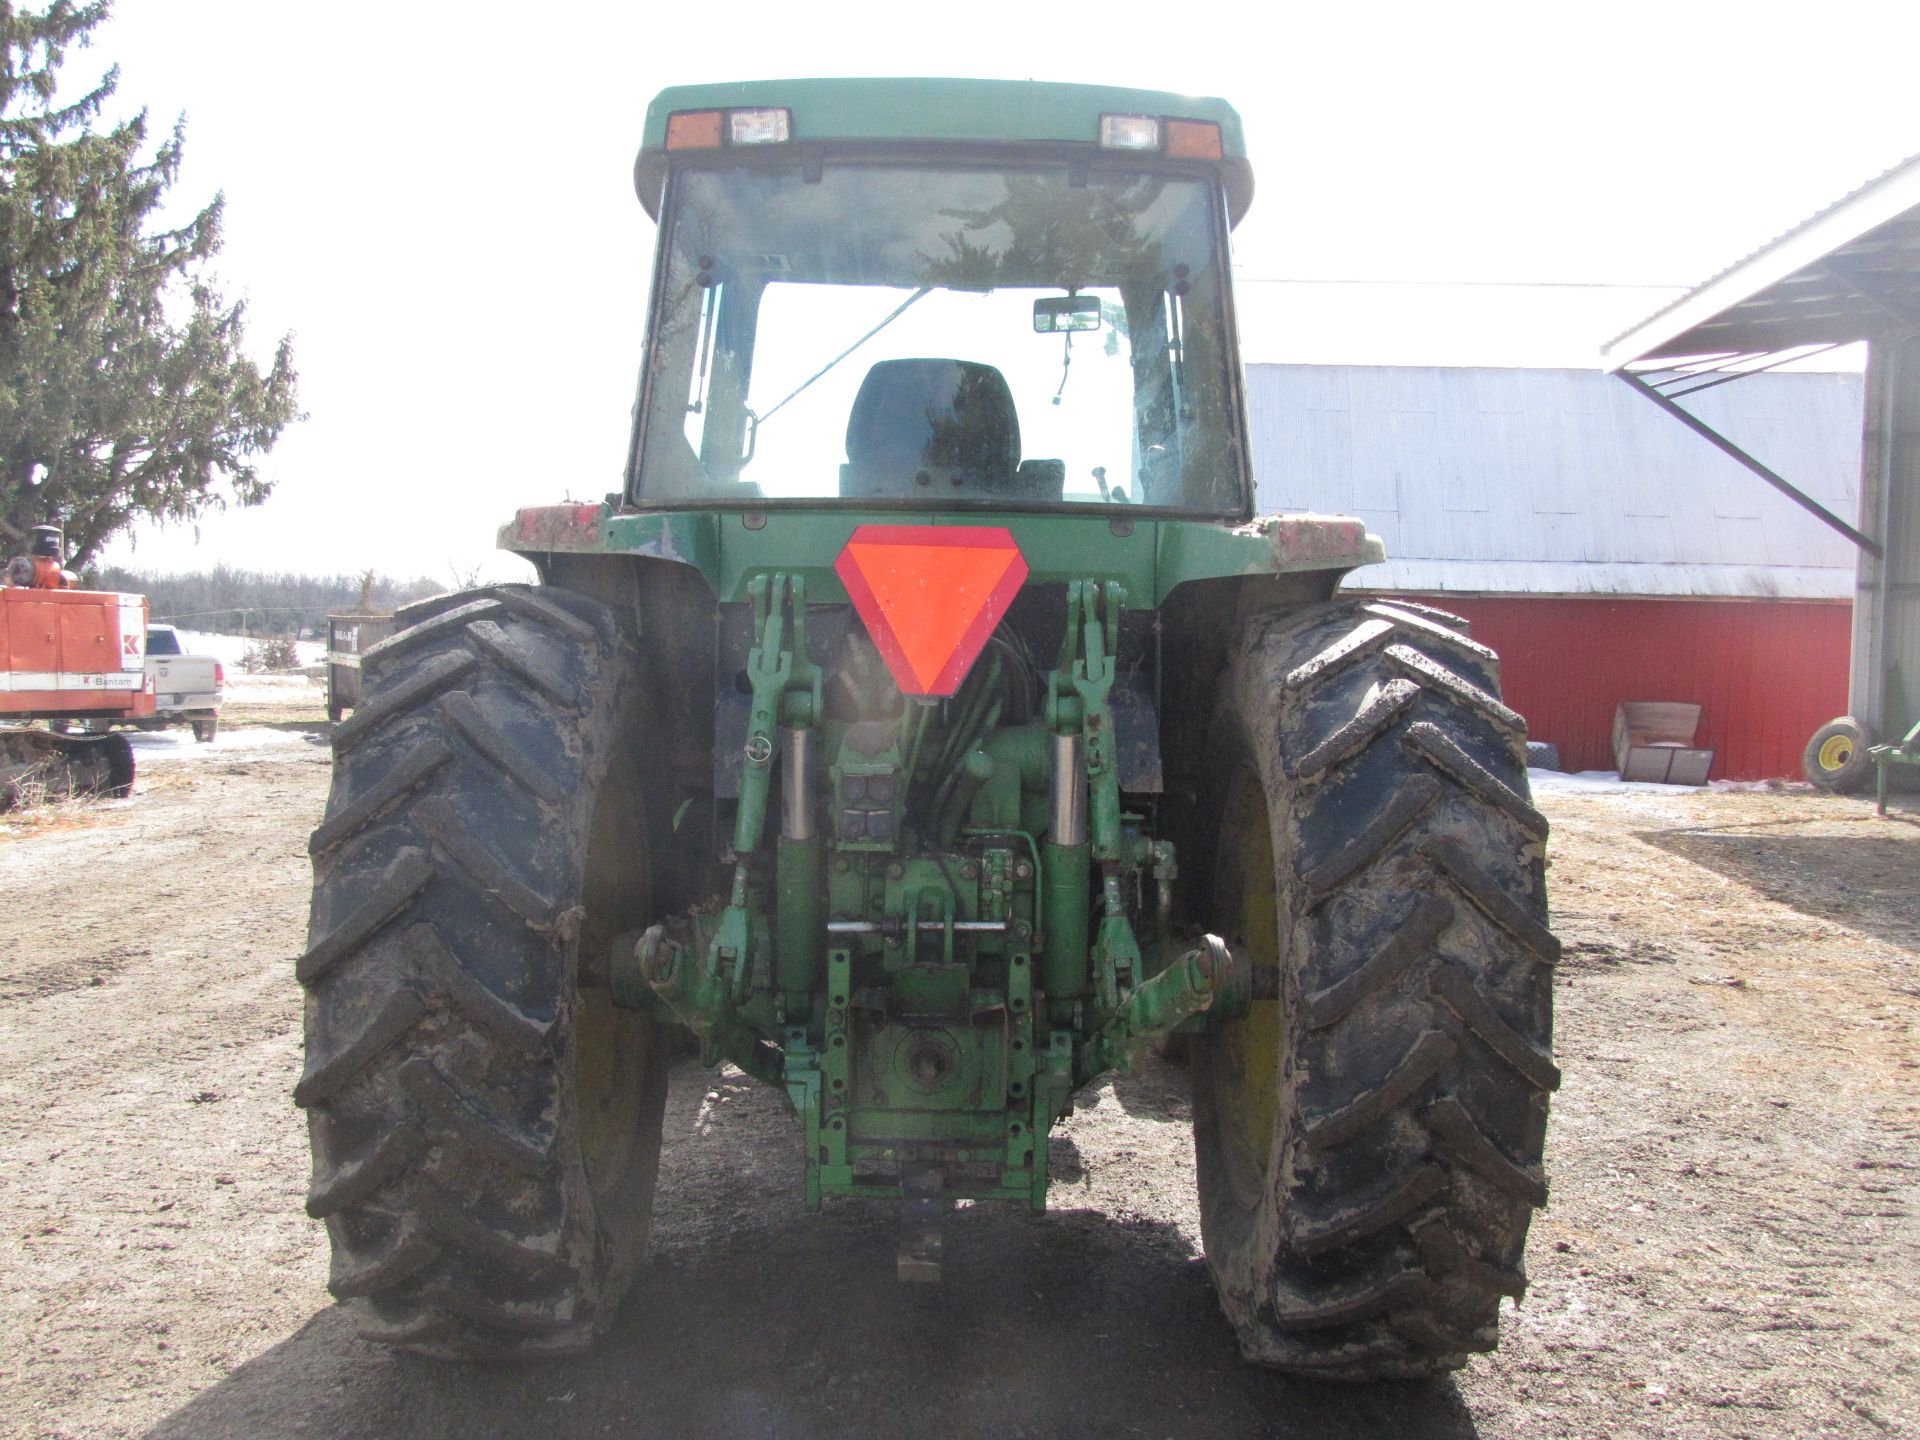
0;526;149;809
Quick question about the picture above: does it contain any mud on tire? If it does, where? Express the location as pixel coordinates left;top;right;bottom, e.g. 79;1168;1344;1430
297;584;670;1358
1193;599;1558;1379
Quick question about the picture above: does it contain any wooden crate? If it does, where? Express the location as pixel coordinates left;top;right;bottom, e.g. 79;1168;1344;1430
1612;701;1714;785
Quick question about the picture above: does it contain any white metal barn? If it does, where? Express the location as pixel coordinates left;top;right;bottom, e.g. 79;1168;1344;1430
1243;364;1864;777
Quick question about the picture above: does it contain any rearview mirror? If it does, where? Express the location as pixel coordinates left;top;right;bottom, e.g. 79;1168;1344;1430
1033;295;1101;333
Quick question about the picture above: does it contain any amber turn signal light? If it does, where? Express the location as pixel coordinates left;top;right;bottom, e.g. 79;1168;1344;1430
665;110;725;150
1165;119;1222;160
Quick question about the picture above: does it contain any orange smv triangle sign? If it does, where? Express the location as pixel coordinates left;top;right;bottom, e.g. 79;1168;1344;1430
835;525;1029;697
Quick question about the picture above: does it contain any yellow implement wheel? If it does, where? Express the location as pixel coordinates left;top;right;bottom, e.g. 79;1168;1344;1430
1804;716;1874;792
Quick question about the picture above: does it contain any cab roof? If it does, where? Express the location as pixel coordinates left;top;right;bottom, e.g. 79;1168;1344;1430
635;77;1252;226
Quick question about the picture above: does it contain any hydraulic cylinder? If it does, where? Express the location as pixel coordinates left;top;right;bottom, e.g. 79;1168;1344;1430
1042;731;1089;1014
776;725;823;1015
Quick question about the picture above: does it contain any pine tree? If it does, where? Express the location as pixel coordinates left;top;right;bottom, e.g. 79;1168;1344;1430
0;1;299;567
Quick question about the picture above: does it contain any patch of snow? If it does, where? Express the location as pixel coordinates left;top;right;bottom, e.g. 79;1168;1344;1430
1526;768;1705;796
129;728;316;761
1528;767;1812;796
172;630;327;670
223;674;317;690
223;674;324;703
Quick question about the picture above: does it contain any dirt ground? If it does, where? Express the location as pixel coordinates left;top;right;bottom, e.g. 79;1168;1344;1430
2;692;1917;1439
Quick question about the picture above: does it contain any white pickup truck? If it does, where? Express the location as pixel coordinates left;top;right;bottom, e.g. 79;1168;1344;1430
143;624;223;742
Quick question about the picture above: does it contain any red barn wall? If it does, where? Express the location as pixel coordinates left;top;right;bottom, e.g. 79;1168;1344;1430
1378;595;1852;781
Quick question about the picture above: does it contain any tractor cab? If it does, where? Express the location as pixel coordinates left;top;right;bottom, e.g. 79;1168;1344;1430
625;81;1255;519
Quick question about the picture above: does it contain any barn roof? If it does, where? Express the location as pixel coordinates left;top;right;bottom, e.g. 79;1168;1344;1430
1602;152;1920;367
1245;364;1862;598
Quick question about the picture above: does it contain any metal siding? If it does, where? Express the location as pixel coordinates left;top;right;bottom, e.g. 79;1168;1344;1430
1249;365;1863;596
1852;335;1920;737
1348;559;1851;598
1304;406;1355;515
1348;369;1420;550
1386;595;1852;780
1537;374;1588;529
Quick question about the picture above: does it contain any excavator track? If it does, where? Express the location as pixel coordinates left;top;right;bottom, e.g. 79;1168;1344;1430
0;728;136;810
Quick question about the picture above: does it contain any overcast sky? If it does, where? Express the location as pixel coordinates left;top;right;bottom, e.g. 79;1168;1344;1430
83;0;1920;584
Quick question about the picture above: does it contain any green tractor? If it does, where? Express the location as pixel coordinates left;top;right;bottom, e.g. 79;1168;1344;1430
297;78;1558;1378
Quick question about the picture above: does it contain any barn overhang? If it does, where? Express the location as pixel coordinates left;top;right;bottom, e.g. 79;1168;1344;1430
1603;154;1920;560
1603;152;1920;738
1604;156;1920;365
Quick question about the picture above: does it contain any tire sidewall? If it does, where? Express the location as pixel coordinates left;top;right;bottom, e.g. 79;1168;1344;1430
1190;608;1323;1315
1803;716;1874;792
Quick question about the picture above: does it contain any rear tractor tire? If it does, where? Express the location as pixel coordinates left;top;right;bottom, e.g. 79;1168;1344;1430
1193;599;1559;1379
297;583;671;1358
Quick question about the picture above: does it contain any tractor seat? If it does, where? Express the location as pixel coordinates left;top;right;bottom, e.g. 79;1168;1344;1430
841;359;1061;501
